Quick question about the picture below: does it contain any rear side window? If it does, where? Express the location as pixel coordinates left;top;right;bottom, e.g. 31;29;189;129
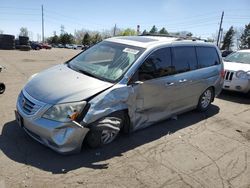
172;46;198;73
138;47;174;81
196;47;220;68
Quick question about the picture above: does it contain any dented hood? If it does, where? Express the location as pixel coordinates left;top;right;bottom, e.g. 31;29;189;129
24;64;113;104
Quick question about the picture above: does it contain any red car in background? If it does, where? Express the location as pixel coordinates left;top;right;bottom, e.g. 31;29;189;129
40;43;52;49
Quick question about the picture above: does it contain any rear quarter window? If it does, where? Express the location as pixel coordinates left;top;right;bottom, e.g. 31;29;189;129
196;46;220;68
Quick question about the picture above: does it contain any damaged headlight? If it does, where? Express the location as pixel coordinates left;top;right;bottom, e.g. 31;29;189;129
43;101;86;122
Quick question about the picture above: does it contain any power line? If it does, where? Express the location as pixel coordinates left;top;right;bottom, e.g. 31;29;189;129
0;6;39;11
0;12;40;16
44;10;108;27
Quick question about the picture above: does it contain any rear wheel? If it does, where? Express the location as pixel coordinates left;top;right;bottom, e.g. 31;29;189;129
197;88;214;112
86;112;125;148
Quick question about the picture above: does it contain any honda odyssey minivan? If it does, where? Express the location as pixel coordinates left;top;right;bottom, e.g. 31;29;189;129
15;35;224;154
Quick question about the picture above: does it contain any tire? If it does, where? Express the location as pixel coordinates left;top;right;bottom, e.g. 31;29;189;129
197;87;214;112
19;36;29;45
86;112;125;148
247;91;250;98
0;83;6;94
0;34;15;50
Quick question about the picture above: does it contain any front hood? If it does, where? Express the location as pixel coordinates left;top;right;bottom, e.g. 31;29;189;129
24;64;113;104
224;61;250;72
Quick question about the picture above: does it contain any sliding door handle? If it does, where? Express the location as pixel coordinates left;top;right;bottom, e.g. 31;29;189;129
179;79;187;83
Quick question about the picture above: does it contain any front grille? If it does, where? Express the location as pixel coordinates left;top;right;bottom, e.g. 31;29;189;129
18;92;42;115
224;71;234;81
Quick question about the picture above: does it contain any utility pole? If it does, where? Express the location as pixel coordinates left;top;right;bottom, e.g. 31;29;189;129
41;5;44;43
219;28;223;48
216;11;224;47
113;24;117;36
137;25;140;35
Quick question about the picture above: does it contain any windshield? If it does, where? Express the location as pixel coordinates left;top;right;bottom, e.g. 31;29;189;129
224;51;250;64
68;41;145;82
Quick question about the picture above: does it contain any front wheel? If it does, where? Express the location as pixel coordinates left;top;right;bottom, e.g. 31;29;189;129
197;88;214;112
86;113;124;148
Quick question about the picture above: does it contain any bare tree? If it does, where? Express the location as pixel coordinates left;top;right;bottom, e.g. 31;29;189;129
234;27;244;50
19;27;29;37
0;29;3;34
74;29;87;44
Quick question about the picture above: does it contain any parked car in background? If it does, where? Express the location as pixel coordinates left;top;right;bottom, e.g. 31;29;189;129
221;50;234;57
73;45;83;50
15;36;224;154
223;49;250;94
58;44;64;48
30;42;42;50
0;65;6;94
51;44;58;48
65;44;74;49
82;45;89;51
40;43;52;49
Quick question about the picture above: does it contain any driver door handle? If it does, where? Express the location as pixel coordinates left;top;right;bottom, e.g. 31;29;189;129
165;82;174;86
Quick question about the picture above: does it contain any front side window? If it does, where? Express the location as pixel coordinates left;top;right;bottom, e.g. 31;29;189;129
138;47;174;81
172;46;198;73
196;47;220;68
224;51;250;64
68;41;145;82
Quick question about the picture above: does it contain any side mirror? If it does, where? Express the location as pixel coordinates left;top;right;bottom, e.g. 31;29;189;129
129;80;144;86
133;81;143;85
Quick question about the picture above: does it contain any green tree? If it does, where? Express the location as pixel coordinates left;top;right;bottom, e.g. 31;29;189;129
149;25;158;34
91;33;103;44
59;33;74;45
240;23;250;49
82;32;91;45
19;27;28;37
159;27;168;35
221;26;235;50
142;30;147;35
120;28;137;36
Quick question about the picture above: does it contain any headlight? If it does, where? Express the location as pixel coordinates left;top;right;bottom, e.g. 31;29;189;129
235;70;248;79
247;71;250;79
43;101;86;122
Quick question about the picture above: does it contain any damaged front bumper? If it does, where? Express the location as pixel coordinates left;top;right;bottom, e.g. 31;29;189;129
16;92;89;154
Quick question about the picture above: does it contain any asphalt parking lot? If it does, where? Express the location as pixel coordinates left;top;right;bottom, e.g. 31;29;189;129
0;49;249;188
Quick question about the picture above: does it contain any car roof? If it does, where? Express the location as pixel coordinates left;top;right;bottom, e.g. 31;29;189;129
105;36;216;49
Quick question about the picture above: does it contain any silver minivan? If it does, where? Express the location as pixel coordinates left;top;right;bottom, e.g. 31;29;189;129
15;36;224;154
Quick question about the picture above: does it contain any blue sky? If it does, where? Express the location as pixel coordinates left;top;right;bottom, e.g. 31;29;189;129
0;0;249;41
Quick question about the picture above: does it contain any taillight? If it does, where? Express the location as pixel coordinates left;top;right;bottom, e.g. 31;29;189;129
220;69;225;78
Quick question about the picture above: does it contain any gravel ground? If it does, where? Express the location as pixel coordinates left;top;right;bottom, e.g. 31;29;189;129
0;49;249;188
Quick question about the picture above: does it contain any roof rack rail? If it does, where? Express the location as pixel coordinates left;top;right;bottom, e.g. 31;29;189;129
140;33;207;42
